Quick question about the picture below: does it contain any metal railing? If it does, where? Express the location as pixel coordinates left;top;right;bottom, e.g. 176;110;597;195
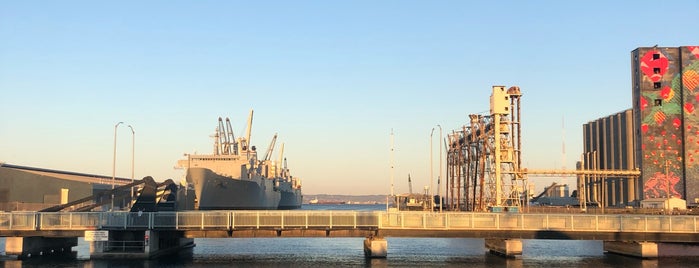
379;212;699;233
105;240;145;252
1;211;698;234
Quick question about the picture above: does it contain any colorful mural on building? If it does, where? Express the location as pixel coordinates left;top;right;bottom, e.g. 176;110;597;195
638;48;683;199
682;46;699;203
637;47;699;200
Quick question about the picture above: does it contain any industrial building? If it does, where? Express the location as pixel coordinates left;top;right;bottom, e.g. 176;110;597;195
0;163;133;211
581;46;699;208
581;109;636;207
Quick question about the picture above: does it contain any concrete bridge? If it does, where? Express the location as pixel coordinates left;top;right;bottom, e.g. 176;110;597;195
2;210;699;259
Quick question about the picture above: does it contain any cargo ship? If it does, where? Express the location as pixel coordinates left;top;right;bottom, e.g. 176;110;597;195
176;110;302;210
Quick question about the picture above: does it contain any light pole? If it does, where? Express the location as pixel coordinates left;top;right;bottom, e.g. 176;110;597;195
665;159;671;214
437;124;442;213
128;125;135;207
430;127;435;211
112;121;123;211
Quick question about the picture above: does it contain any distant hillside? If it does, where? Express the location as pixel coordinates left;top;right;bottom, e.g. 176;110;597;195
303;194;388;204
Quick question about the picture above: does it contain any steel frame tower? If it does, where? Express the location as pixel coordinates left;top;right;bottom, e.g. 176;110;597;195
446;86;524;211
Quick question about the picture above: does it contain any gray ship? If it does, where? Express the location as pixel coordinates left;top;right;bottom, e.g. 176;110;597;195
177;110;302;210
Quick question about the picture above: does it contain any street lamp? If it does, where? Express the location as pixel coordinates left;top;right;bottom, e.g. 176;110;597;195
430;127;435;211
112;121;123;211
437;124;442;213
128;125;135;207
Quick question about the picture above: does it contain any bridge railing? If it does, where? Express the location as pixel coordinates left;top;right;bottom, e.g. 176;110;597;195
92;211;381;230
39;212;102;230
0;212;36;230
1;211;699;234
378;213;699;232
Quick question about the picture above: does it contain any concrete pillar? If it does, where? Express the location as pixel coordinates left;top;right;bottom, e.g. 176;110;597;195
363;236;387;258
604;241;657;258
5;237;77;259
485;238;522;258
90;230;194;259
89;241;107;255
144;230;159;255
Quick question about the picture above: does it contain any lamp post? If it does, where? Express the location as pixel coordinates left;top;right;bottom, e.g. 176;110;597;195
437;124;442;213
665;159;671;214
112;121;123;211
128;125;135;207
430;127;435;211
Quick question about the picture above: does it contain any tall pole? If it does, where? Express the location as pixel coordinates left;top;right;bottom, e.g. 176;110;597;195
437;124;442;213
665;159;670;214
390;129;394;197
430;127;435;210
128;125;135;207
112;121;123;211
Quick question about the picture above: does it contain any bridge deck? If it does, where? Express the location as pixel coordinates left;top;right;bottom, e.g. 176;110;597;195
1;211;698;242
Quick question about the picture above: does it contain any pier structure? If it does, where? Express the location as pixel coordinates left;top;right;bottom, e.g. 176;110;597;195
3;210;699;259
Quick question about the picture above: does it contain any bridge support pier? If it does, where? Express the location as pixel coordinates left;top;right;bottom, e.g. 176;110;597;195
604;241;699;258
485;238;522;258
363;236;387;258
5;237;77;259
90;230;194;259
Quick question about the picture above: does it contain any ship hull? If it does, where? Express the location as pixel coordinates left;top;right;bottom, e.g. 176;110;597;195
278;187;302;209
187;167;281;210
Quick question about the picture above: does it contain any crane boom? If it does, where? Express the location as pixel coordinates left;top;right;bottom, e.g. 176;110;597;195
244;109;254;151
225;117;238;155
263;133;278;161
278;143;285;177
216;117;226;155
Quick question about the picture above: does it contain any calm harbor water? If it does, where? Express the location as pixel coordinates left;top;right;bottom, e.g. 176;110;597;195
1;204;698;267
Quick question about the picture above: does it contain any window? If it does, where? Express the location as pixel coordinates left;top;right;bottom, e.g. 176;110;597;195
653;53;660;60
654;82;662;89
655;99;662;106
653;68;661;74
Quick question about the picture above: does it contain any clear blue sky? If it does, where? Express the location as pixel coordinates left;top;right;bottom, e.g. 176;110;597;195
1;1;697;195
